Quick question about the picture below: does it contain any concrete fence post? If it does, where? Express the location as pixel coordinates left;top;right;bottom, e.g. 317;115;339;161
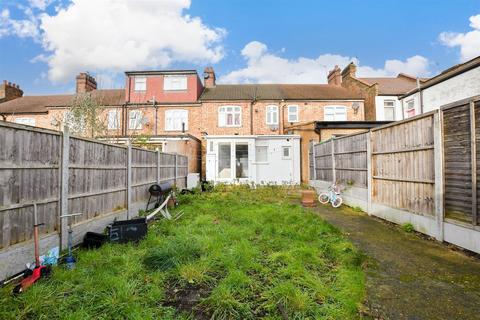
366;131;373;215
60;126;69;249
433;111;445;241
331;138;336;184
156;149;161;184
126;143;132;219
174;154;178;186
311;141;317;181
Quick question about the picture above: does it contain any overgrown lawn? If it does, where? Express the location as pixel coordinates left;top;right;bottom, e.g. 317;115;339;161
0;186;366;319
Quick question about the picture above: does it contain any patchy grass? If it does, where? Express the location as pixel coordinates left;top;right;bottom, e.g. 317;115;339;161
402;223;415;233
0;185;366;319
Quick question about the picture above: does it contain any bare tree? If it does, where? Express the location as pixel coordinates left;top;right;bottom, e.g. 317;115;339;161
62;93;108;138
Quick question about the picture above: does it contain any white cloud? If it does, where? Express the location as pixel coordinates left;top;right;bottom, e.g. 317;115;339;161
28;0;54;10
439;14;480;62
220;41;430;84
38;0;225;83
0;7;41;40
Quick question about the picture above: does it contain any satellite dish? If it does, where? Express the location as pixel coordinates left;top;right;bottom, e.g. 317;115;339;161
50;117;59;126
203;72;210;79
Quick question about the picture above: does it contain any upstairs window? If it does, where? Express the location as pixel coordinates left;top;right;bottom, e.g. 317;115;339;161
324;106;347;121
107;110;120;130
218;106;241;127
266;105;279;125
165;109;188;131
134;76;146;91
384;100;395;121
129;110;143;130
14;118;36;126
406;99;415;110
164;75;187;91
287;105;298;122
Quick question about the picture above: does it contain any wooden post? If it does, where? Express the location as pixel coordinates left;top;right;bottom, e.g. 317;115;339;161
366;131;372;215
311;141;317;180
470;101;477;225
60;126;69;249
331;138;336;184
126;143;132;219
156;150;161;184
433;111;445;240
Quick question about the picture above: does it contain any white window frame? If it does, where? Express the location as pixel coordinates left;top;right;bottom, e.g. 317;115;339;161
14;118;36;126
282;146;291;159
383;100;396;121
324;105;347;121
165;109;188;131
129;110;143;130
265;105;279;125
163;75;188;91
134;76;146;91
107;110;120;130
287;105;298;122
406;99;415;110
218;106;242;127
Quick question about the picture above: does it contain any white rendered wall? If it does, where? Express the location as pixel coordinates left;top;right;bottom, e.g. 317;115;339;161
375;96;402;121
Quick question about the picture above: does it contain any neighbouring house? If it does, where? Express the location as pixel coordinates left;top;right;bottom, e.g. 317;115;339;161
205;135;301;185
328;63;427;121
400;55;480;117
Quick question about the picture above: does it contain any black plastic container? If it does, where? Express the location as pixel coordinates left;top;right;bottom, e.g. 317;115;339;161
108;218;147;243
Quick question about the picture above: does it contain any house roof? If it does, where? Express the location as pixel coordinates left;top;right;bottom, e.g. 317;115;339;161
401;55;480;99
0;89;125;114
125;70;198;76
358;74;421;95
200;84;363;101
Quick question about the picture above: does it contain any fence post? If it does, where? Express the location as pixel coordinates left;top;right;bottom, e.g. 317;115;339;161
126;143;132;219
366;131;372;215
157;149;161;184
60;126;69;249
470;101;477;226
433;111;444;241
174;154;178;186
311;141;317;181
331;137;336;184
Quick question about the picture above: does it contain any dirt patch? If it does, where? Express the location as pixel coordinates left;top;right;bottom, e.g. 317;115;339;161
313;204;480;320
163;283;211;319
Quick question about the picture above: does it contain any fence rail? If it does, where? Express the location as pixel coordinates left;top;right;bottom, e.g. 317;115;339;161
310;98;480;254
0;121;188;250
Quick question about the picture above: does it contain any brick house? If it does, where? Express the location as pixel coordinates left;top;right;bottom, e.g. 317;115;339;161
331;63;427;121
0;67;377;182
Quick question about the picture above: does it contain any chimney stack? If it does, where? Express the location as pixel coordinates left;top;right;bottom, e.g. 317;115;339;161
341;62;357;80
76;73;97;94
0;80;23;103
203;67;216;88
327;65;342;86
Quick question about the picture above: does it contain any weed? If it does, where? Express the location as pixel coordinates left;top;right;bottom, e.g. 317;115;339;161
402;223;415;233
352;206;363;212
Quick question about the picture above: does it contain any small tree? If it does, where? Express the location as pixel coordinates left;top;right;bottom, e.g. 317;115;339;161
63;93;107;138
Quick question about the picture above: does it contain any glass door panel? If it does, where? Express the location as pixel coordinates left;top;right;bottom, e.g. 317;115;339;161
235;143;249;178
218;143;231;179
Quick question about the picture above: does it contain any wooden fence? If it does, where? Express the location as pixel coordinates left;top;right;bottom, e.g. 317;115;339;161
310;96;480;254
0;121;188;250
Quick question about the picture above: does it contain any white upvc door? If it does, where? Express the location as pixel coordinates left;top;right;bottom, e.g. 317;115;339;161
214;140;251;183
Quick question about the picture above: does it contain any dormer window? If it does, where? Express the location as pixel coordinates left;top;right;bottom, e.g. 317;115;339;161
164;75;187;91
134;76;146;91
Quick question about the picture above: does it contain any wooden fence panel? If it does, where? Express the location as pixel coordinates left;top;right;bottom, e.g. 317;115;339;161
333;132;367;187
313;140;333;182
131;148;157;204
68;137;127;224
371;114;435;215
0;124;61;248
442;102;474;224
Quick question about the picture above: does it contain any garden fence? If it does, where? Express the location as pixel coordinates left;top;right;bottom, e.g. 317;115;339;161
309;96;480;254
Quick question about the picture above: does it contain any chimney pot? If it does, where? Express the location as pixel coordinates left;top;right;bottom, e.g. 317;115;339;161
76;72;97;94
0;80;23;102
327;65;342;86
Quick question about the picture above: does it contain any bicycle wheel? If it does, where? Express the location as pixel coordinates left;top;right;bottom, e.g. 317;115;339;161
318;193;330;204
332;196;343;208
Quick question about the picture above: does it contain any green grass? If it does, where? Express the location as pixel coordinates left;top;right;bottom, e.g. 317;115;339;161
0;185;366;319
402;223;415;233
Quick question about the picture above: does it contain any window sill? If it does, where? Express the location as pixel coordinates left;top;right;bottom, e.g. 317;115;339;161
165;129;188;132
218;125;242;128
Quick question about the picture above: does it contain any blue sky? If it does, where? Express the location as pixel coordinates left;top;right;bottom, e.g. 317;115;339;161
0;0;479;95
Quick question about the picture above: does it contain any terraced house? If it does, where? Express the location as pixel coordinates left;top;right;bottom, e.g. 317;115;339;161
0;65;420;182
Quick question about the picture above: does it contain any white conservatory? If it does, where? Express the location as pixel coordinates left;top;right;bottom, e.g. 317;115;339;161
205;135;301;185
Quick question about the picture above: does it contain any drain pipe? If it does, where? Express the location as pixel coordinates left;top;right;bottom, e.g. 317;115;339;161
417;78;424;115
